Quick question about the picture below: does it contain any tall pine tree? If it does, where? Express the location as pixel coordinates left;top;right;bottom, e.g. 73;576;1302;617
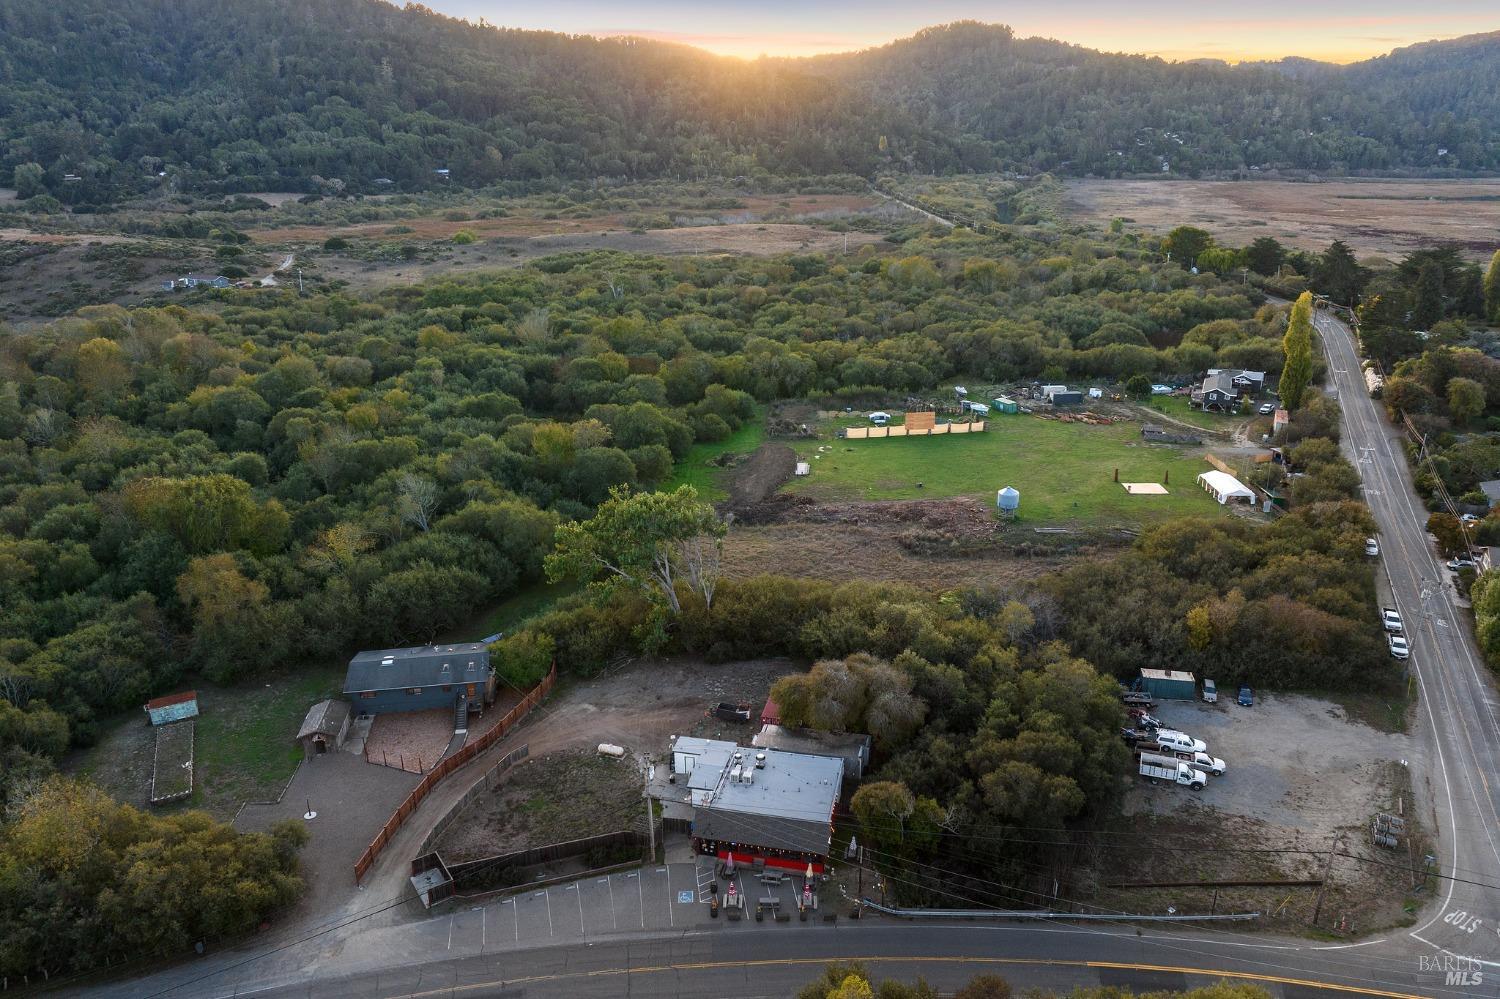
1279;292;1316;411
1485;250;1500;324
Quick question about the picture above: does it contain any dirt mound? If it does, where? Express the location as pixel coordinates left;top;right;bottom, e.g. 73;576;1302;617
725;442;797;510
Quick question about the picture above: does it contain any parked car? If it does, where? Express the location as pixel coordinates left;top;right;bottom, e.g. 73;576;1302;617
1151;384;1173;395
1460;514;1481;525
1447;556;1477;571
1258;402;1275;415
1382;606;1404;633
1364;537;1380;557
1237;686;1254;707
1202;679;1218;704
1127;708;1163;729
1388;634;1410;660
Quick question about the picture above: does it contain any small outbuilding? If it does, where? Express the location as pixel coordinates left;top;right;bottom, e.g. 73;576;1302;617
144;691;198;726
1198;470;1255;505
296;699;352;759
1140;668;1196;701
991;396;1019;414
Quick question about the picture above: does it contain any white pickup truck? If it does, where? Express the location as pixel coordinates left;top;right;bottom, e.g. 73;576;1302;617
1154;729;1208;755
1139;758;1207;790
1388;633;1410;660
1382;606;1404;633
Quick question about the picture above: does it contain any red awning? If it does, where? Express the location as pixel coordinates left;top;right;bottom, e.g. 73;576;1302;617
144;690;198;711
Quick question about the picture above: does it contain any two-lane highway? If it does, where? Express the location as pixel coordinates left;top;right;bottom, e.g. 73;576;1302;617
1316;304;1500;975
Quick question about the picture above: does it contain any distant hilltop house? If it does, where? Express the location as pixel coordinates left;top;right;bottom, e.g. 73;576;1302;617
1191;369;1265;413
343;643;496;721
163;274;229;291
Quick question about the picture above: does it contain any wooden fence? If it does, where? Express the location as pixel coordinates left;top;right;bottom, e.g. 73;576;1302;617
447;829;648;894
842;420;985;440
353;665;556;883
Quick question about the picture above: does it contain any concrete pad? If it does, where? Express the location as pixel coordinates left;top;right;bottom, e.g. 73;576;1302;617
1122;482;1169;494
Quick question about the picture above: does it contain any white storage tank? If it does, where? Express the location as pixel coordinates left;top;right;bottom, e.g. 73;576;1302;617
996;487;1020;515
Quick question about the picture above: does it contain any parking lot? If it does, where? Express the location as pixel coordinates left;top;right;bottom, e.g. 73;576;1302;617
432;855;833;953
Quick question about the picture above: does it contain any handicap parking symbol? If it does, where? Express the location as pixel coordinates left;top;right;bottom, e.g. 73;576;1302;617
677;890;695;904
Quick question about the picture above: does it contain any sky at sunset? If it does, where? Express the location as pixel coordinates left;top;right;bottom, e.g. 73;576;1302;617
431;1;1498;63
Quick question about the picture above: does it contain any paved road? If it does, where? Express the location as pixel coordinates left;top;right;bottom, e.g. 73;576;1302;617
1316;304;1500;975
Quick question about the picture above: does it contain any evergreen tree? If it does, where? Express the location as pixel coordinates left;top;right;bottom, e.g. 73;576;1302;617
1485;249;1500;324
1279;292;1316;411
1245;237;1286;277
1412;261;1446;329
1312;240;1369;306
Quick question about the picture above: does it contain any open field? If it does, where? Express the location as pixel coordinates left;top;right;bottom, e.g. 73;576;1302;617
1114;693;1419;935
432;750;648;863
1137;393;1249;431
784;412;1230;525
1064;178;1500;261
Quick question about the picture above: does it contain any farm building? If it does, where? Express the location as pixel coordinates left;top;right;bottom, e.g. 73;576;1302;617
1140;668;1196;701
686;741;845;874
1198;470;1255;504
144;691;198;726
343;643;495;717
296;698;352;758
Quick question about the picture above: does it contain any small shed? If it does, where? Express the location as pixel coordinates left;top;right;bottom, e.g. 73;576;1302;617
1049;391;1085;407
297;699;352;758
1140;668;1196;701
992;396;1019;414
144;691;199;726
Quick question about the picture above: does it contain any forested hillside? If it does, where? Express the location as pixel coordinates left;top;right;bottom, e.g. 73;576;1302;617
2;2;1498;206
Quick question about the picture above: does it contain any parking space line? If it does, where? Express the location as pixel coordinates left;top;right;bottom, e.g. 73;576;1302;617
635;871;644;927
446;912;454;951
606;877;617;929
567;882;584;937
481;906;486;950
542;890;553;937
503;897;518;943
665;865;673;927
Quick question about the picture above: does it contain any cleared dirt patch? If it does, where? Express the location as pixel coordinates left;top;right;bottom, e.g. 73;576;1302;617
431;749;648;863
1111;694;1420;935
726;442;797;509
1064;178;1500;261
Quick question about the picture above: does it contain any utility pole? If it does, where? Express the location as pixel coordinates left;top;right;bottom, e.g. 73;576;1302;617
644;761;656;863
1311;833;1342;926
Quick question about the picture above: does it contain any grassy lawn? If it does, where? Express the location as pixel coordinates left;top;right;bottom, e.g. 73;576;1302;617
785;413;1230;525
664;415;766;501
189;664;345;814
1139;394;1246;430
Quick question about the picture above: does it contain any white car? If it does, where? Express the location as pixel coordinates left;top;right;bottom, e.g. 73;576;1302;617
1364;537;1380;557
1388;634;1410;660
1258;403;1275;415
1151;384;1173;395
1448;557;1477;571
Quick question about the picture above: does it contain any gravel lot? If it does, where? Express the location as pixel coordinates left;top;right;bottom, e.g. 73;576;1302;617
1117;692;1421;934
364;708;453;773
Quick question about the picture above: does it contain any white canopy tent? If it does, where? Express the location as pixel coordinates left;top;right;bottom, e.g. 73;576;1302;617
1198;470;1255;504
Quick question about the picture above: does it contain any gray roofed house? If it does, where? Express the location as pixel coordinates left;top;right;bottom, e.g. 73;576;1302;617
343;643;495;716
1192;371;1241;412
1479;480;1500;507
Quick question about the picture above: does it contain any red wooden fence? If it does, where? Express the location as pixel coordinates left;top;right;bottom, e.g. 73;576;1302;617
353;666;556;883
